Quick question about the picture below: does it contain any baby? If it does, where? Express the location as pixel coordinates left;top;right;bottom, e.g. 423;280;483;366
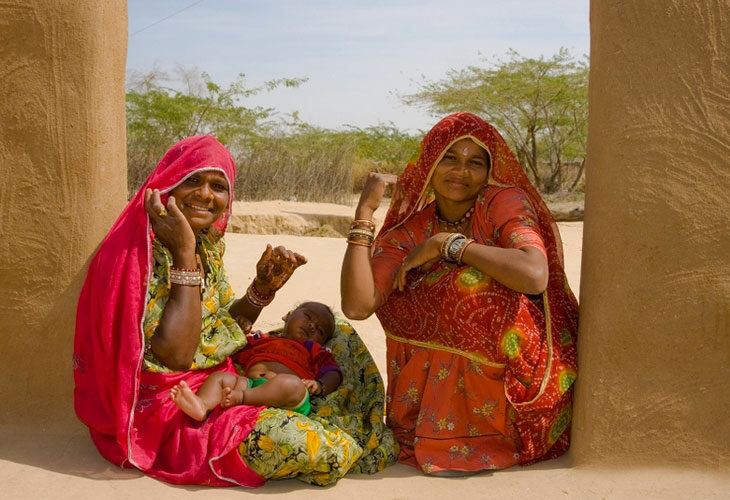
170;302;341;421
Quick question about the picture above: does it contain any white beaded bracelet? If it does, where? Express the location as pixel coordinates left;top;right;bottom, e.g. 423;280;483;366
169;268;202;287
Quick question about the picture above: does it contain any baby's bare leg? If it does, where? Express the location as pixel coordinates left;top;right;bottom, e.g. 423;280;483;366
242;374;307;409
221;376;250;408
170;372;240;421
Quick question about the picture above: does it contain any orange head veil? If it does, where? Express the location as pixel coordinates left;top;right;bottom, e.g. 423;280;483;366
378;112;565;266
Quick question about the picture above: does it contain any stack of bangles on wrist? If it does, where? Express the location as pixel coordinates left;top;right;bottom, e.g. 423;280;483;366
246;278;275;308
169;266;203;287
347;219;375;247
440;233;476;265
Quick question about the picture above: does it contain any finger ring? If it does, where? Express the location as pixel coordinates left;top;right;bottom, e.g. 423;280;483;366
158;207;168;217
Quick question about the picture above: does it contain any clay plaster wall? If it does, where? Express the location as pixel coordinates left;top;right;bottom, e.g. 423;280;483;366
0;1;127;425
572;1;729;467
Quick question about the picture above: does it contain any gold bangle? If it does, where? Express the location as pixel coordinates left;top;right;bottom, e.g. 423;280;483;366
347;238;372;247
351;219;375;231
439;235;450;259
170;266;198;273
348;228;374;240
246;289;273;308
457;239;475;264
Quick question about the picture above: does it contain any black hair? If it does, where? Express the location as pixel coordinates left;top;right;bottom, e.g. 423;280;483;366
297;301;336;341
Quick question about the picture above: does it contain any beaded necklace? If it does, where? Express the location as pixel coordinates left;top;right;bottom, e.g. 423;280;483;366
437;204;475;231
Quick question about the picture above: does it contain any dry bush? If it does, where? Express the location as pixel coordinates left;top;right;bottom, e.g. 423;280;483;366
351;158;407;192
534;161;585;200
233;136;355;204
127;138;171;196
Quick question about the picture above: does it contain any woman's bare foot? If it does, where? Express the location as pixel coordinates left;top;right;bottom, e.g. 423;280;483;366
221;386;245;408
169;381;208;421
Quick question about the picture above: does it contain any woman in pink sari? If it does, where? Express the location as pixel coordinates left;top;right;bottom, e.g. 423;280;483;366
74;136;362;486
341;113;578;474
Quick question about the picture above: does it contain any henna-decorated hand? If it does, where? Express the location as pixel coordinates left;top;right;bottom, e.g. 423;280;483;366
255;245;307;295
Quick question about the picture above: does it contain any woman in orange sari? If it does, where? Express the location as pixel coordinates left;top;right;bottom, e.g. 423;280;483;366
341;113;578;474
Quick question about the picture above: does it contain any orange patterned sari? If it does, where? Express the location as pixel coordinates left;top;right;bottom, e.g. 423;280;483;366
371;113;578;473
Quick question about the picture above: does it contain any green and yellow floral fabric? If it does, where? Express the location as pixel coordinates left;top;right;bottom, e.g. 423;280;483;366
241;408;362;486
309;317;399;473
142;232;246;372
241;316;399;485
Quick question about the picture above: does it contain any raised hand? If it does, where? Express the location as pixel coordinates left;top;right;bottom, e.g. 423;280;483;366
144;188;196;261
255;245;307;295
356;172;399;219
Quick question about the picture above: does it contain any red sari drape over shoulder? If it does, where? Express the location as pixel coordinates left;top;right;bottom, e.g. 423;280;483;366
372;113;579;473
74;136;265;486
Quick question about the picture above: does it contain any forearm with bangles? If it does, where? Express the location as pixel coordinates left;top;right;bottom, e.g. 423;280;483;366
341;213;381;319
228;278;277;327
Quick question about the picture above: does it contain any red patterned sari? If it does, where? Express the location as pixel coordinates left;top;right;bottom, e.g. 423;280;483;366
372;113;578;473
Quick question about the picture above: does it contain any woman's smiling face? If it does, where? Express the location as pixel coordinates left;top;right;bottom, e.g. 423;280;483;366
431;138;489;204
169;170;230;232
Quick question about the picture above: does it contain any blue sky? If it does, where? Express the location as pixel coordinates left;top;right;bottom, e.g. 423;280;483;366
127;0;589;132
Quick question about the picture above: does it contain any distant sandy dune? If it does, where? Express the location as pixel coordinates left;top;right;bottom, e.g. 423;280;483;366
230;198;584;237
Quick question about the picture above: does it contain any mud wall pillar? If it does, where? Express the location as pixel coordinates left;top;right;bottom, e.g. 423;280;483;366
0;1;127;426
573;1;729;467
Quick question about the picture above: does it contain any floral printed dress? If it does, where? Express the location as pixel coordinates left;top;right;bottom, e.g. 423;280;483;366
240;316;399;484
144;232;395;485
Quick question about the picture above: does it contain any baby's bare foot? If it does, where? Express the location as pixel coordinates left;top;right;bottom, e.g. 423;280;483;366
170;380;208;421
221;386;245;408
169;385;181;400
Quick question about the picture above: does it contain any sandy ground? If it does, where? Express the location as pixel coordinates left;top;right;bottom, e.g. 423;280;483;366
228;198;583;237
2;218;727;499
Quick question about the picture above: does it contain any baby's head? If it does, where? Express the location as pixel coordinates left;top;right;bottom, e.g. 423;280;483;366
281;301;335;345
